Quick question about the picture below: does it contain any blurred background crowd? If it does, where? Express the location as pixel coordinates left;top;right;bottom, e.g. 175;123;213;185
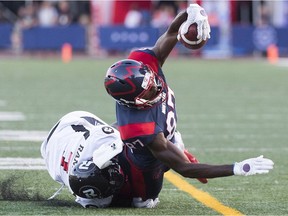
1;0;288;28
0;0;287;58
0;1;90;27
0;0;288;28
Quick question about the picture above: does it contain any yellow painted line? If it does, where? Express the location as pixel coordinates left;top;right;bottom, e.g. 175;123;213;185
164;171;244;216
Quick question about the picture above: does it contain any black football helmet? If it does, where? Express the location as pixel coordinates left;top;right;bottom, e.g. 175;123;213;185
69;159;124;199
104;59;167;109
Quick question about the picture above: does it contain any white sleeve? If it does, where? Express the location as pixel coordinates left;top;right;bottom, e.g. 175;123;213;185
92;134;123;169
174;130;185;152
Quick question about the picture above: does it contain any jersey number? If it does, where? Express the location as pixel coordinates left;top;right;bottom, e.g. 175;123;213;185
166;87;176;140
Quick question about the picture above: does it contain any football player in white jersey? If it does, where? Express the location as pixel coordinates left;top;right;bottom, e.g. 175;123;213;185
41;111;125;208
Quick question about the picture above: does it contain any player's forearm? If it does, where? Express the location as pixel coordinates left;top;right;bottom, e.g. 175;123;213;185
152;11;187;66
179;163;234;179
157;11;187;50
166;10;187;35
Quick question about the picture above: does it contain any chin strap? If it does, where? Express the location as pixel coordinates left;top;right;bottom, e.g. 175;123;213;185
135;92;163;107
47;183;65;200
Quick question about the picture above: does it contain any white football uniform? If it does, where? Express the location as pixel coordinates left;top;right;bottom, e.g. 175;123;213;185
40;111;123;208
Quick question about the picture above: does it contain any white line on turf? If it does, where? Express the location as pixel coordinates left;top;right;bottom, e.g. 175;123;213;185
0;111;26;121
193;147;288;152
0;130;48;141
0;146;38;151
0;166;46;170
0;157;46;170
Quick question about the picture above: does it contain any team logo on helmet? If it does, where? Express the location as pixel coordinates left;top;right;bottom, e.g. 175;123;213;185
80;186;101;199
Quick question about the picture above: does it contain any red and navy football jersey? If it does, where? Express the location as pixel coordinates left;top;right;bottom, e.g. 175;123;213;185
116;49;177;169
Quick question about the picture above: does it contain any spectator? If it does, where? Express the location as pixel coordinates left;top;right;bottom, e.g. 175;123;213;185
68;1;91;24
124;3;142;28
257;1;271;26
151;2;177;28
57;0;72;26
17;4;38;29
37;1;58;27
78;13;91;26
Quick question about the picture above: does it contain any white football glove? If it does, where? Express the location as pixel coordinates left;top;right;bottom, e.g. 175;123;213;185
181;3;211;41
132;197;160;208
233;155;274;176
174;130;185;152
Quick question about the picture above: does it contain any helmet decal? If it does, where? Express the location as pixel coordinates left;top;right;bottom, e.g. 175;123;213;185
105;62;143;96
81;187;101;199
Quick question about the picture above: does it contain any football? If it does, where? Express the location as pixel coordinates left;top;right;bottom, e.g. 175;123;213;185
177;22;207;50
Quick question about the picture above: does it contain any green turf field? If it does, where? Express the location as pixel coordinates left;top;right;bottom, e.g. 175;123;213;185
0;57;287;215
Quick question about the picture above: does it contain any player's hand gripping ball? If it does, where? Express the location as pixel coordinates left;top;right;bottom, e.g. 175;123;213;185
177;22;207;50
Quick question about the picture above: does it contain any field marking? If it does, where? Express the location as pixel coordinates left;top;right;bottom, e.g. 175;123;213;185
0;157;46;170
0;130;47;141
0;111;26;121
164;171;244;216
183;146;288;153
0;165;46;170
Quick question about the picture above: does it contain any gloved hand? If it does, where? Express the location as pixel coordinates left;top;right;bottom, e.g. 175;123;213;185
233;155;274;176
180;3;211;41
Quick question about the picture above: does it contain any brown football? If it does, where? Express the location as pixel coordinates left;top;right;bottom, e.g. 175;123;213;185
177;22;207;50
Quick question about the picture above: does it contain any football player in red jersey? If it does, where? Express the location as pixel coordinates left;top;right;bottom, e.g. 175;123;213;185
104;4;274;207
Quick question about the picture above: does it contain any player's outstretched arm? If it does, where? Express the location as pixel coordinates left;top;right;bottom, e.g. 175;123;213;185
152;10;187;67
148;133;274;179
152;4;210;67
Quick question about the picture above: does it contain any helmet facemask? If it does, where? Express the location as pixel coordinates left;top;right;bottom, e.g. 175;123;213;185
134;68;166;108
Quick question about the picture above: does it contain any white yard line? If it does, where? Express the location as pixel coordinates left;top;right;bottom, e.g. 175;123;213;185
0;157;46;170
0;165;46;170
0;111;26;121
0;130;48;141
0;146;37;151
194;147;288;152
